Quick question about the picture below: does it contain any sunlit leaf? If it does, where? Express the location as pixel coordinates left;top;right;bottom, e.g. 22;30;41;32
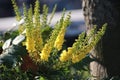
2;38;12;50
12;34;25;45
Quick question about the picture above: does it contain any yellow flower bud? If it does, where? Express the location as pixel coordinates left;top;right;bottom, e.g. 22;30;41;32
40;44;52;61
40;53;49;61
59;50;68;62
72;53;86;63
54;28;65;51
26;37;36;52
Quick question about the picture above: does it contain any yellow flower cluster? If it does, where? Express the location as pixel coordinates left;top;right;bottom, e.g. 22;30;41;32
72;53;86;63
54;12;71;51
59;31;96;63
71;24;107;63
59;32;85;63
39;12;71;61
59;47;73;62
40;43;52;61
39;26;58;61
26;36;35;53
59;50;68;62
13;0;106;65
71;48;90;63
34;0;40;27
60;45;92;63
35;37;43;51
33;28;43;51
24;0;44;62
54;27;66;51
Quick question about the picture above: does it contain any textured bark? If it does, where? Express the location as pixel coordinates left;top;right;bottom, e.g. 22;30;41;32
82;0;120;79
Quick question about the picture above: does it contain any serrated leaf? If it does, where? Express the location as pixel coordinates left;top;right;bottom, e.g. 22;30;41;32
12;34;25;45
2;38;12;50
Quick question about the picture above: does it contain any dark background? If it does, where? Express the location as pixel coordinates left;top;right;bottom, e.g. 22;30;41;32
0;0;82;18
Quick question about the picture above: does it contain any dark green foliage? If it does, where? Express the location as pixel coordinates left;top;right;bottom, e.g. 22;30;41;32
3;30;19;41
0;65;33;80
41;26;53;44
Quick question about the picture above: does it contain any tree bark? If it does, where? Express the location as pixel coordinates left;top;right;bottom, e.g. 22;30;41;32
82;0;120;79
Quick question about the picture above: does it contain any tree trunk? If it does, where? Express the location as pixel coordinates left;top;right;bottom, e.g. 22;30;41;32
82;0;120;79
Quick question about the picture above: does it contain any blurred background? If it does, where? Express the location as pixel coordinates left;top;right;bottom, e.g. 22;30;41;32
0;0;85;46
0;0;82;17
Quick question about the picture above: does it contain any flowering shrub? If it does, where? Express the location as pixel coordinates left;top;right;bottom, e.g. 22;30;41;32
0;0;107;79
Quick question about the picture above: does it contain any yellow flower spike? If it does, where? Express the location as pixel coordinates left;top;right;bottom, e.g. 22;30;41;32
59;47;75;62
40;53;50;61
59;50;68;62
72;53;86;63
34;33;43;51
72;55;79;63
40;43;52;61
26;37;36;53
54;12;71;51
54;27;66;51
36;37;43;50
11;0;21;21
67;47;74;55
33;27;42;41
